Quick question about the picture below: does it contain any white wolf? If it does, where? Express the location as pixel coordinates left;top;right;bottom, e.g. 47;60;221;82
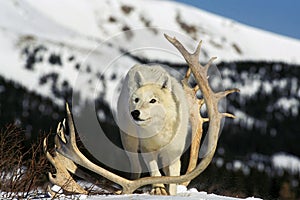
117;64;189;195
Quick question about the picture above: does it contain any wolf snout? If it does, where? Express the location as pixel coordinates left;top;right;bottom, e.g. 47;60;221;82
131;110;140;121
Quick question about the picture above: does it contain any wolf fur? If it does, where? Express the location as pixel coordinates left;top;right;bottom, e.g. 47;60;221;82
117;64;189;195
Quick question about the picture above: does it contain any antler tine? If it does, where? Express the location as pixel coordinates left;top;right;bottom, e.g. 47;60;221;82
164;34;202;66
215;88;240;101
66;103;77;145
193;40;202;58
185;68;191;79
204;56;218;75
43;137;56;167
55;103;81;161
222;113;236;119
56;122;66;144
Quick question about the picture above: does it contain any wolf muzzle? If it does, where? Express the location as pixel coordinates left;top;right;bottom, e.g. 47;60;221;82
131;110;141;121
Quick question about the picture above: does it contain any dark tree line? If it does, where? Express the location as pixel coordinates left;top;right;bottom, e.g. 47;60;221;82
0;60;299;198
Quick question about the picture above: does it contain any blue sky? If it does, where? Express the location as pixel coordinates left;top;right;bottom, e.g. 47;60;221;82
173;0;300;40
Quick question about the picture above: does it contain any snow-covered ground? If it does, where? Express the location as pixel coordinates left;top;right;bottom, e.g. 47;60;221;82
71;192;260;200
41;185;262;200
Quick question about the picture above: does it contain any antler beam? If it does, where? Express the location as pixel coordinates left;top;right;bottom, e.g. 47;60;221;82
181;68;208;186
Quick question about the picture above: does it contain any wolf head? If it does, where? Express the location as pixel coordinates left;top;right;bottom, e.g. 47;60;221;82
129;71;176;128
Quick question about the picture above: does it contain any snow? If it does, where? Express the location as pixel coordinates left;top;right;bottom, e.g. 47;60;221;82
233;110;267;131
2;0;300;63
83;193;260;200
45;185;262;200
275;97;299;116
271;153;300;175
1;185;263;199
24;0;100;39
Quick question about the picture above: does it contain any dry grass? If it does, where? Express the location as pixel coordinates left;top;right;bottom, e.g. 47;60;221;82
0;124;52;199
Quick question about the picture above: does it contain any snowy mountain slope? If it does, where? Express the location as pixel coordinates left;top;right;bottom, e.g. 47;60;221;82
20;0;300;63
1;0;300;106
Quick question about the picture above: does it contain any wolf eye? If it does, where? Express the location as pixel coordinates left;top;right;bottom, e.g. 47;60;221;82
149;99;156;103
134;98;139;103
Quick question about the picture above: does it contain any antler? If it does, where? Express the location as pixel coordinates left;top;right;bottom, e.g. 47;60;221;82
181;68;208;186
165;34;239;186
43;134;88;195
162;33;239;183
44;34;239;195
44;128;117;195
52;104;134;194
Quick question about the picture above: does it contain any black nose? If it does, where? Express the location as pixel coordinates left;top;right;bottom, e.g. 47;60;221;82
131;110;140;120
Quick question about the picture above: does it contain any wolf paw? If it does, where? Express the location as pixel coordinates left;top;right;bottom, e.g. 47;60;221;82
150;186;168;195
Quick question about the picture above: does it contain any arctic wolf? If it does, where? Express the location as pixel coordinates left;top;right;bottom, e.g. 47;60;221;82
117;64;189;195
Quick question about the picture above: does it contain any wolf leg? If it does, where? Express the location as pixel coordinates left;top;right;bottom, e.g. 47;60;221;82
143;155;167;195
128;154;141;180
120;130;141;179
163;159;181;195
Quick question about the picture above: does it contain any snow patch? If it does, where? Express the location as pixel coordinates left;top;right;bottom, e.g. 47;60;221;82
271;153;300;175
275;97;299;116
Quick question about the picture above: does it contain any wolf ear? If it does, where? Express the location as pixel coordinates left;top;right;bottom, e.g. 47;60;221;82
161;75;171;90
134;71;145;88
